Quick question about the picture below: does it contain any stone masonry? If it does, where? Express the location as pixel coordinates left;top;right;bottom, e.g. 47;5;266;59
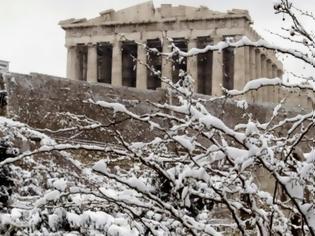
1;72;312;192
59;1;285;104
0;72;296;143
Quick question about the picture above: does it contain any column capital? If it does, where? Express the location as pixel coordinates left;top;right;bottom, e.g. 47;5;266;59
112;34;123;45
87;42;97;47
233;34;244;41
67;45;75;49
212;35;223;43
187;38;197;46
187;37;197;43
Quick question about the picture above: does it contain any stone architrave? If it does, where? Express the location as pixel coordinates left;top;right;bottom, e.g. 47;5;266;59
211;36;223;96
111;38;122;87
187;39;198;92
136;42;148;89
87;44;97;83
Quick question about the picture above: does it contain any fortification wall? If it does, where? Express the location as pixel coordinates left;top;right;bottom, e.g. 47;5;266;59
0;72;304;138
1;73;167;145
0;72;311;191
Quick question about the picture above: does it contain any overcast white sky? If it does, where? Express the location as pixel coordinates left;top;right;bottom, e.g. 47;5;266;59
0;0;314;78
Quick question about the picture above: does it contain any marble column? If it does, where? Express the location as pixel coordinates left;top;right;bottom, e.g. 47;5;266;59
212;36;224;96
260;55;268;103
244;46;251;101
161;36;173;89
67;46;80;80
249;48;256;80
261;54;267;78
187;39;198;92
277;69;283;78
234;46;246;90
255;49;261;79
244;47;250;84
255;50;263;102
272;64;277;78
266;59;273;103
248;47;257;103
136;42;147;89
272;64;281;104
267;60;273;78
271;65;278;104
87;44;97;83
111;39;122;87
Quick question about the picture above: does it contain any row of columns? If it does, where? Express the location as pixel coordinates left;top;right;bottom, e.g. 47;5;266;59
66;37;283;104
251;47;283;104
232;45;283;104
68;37;220;92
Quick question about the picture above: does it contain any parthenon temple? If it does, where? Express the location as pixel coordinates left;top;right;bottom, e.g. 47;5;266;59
60;1;285;104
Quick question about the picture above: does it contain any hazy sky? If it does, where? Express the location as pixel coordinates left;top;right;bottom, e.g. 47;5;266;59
0;0;314;78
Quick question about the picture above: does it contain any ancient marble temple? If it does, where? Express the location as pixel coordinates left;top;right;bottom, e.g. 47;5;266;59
59;1;284;103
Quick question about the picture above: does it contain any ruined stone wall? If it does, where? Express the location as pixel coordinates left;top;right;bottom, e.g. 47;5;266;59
1;73;168;145
0;72;304;137
0;72;311;191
